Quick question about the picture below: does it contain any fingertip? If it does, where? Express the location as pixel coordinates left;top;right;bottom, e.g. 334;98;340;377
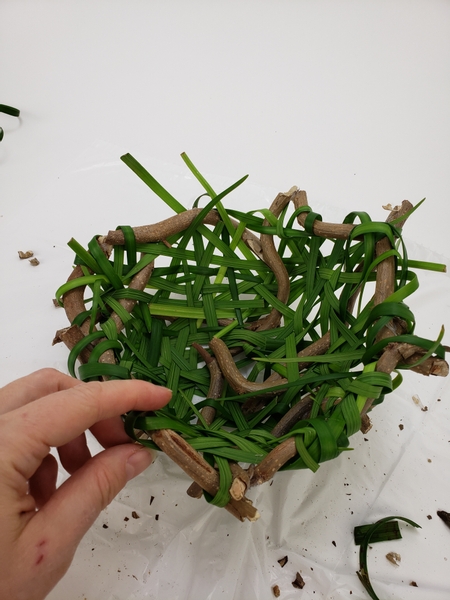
140;381;172;407
125;446;156;481
157;385;172;405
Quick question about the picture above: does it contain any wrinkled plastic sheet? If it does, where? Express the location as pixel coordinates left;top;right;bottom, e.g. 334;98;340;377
4;141;449;600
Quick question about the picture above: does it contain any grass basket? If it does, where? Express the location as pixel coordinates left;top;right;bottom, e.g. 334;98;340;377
54;153;448;521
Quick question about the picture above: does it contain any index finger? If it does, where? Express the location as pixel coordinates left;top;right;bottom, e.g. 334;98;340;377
4;379;172;480
0;368;80;415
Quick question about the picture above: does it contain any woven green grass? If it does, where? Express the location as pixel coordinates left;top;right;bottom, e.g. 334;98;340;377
55;153;447;510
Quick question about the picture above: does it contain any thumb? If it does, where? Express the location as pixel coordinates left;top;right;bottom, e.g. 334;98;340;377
27;444;156;564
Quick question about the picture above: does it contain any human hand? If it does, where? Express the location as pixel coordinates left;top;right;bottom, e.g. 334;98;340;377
0;368;172;600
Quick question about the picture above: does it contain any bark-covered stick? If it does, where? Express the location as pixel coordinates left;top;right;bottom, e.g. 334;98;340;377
151;428;259;521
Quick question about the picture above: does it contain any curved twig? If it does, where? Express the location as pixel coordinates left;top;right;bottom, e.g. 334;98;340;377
186;343;223;499
250;438;297;486
104;209;220;244
293;190;355;239
250;189;295;331
270;394;314;438
104;210;265;262
151;428;259;521
209;336;288;397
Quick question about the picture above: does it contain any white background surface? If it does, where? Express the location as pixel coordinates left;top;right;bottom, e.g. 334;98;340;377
1;2;450;599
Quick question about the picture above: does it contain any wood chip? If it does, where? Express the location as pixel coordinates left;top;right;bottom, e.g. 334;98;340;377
277;555;288;568
29;258;40;266
272;584;281;597
292;572;305;589
18;250;34;259
386;552;401;566
131;511;140;519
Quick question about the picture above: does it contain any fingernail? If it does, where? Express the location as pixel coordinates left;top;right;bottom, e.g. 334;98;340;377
126;447;156;481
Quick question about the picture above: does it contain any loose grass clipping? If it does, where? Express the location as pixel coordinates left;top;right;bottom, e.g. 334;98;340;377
54;154;448;521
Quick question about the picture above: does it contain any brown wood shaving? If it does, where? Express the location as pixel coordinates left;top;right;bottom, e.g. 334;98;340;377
272;584;281;597
292;572;305;589
29;258;40;266
386;552;401;566
277;555;288;568
18;250;34;259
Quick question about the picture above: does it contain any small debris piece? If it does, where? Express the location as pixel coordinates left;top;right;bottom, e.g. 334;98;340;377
421;406;428;412
131;511;140;519
278;555;288;568
399;424;404;430
124;516;129;522
155;514;159;521
412;394;425;410
332;540;336;547
29;258;40;266
427;515;432;520
361;414;372;434
437;510;450;528
150;495;155;506
382;203;401;211
272;584;281;598
102;524;108;529
386;552;401;566
410;581;418;587
292;572;305;589
18;250;34;259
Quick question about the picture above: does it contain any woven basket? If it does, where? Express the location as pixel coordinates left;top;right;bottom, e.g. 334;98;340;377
54;157;448;521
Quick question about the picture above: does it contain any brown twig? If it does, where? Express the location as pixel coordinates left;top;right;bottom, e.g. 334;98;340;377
293;190;355;239
104;209;265;261
52;324;93;364
241;333;331;415
209;336;288;397
250;438;297;486
360;201;416;416
151;428;259;521
373;200;413;342
104;209;220;244
250;188;296;331
270;394;314;438
186;343;223;499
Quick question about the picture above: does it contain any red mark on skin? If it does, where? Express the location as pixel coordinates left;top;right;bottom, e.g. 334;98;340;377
35;540;47;566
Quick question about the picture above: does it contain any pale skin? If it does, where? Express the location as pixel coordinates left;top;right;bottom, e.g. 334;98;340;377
0;368;172;600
